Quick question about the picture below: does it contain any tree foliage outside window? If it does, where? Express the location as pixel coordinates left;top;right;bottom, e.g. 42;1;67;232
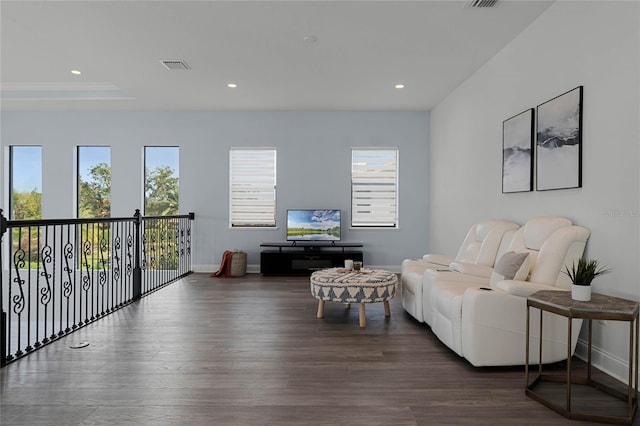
144;147;179;271
76;147;112;270
144;147;179;216
12;189;42;220
78;147;111;219
10;146;43;267
11;188;42;265
79;162;112;218
145;166;179;216
10;146;42;220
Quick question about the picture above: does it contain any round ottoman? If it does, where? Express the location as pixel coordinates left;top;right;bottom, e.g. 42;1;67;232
310;267;398;327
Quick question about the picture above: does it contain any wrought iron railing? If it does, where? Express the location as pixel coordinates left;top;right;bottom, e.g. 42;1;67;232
0;210;194;366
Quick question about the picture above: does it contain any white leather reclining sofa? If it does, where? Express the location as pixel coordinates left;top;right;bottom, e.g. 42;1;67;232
402;216;590;367
401;220;519;323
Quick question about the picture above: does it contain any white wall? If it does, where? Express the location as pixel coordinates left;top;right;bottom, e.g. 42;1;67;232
430;1;639;379
1;111;430;272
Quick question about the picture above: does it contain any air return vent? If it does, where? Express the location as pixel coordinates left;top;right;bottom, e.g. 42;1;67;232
160;60;191;70
465;0;498;8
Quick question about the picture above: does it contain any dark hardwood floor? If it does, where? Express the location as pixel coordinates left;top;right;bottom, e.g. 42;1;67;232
0;273;634;425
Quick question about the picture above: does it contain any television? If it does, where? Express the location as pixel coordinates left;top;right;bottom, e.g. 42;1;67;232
287;209;341;241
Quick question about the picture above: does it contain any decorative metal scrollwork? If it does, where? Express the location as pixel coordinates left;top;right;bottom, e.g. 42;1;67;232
62;241;74;299
82;239;92;292
113;234;122;282
39;244;53;306
186;226;192;255
12;249;26;316
126;233;134;277
98;235;108;288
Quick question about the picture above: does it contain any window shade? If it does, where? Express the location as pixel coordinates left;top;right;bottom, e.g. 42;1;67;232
230;149;277;227
351;148;398;228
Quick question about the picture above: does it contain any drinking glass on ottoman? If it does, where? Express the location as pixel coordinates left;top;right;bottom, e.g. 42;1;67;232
310;267;398;327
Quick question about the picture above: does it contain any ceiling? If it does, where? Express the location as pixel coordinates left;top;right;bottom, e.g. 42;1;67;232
0;1;553;111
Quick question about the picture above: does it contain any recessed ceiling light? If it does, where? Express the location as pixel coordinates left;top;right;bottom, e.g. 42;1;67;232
227;83;237;88
395;84;405;89
71;70;82;75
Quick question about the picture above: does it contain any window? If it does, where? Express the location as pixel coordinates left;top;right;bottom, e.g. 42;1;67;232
77;146;111;218
229;148;276;227
144;147;179;216
351;148;399;228
9;146;43;268
10;146;42;220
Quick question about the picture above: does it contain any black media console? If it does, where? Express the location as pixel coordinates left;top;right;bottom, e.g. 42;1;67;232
260;242;363;276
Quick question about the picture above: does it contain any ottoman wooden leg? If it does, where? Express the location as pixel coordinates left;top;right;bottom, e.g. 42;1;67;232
384;300;391;317
317;300;325;319
359;303;366;328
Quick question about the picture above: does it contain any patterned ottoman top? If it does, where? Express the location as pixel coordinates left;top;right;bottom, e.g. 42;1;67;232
310;268;398;304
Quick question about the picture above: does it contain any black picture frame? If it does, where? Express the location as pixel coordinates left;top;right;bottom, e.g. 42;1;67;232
535;86;583;191
502;108;534;193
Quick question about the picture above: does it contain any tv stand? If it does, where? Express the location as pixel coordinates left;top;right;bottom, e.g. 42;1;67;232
292;241;337;250
260;242;363;276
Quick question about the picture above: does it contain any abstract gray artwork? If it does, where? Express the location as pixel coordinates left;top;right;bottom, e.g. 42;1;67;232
536;86;583;191
503;108;534;193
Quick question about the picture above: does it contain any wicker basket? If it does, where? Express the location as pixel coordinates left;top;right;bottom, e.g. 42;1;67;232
230;250;247;277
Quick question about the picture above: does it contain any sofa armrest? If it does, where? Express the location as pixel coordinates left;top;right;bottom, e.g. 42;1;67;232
460;285;580;366
449;261;493;278
496;280;563;298
422;254;454;266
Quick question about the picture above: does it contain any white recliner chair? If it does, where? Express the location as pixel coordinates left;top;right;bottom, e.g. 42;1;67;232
401;220;518;323
420;227;518;326
429;216;590;366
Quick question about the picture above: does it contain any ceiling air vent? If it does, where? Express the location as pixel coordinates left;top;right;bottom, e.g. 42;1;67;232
160;60;191;71
465;0;498;8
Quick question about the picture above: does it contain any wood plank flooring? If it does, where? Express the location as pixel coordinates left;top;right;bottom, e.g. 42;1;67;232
0;273;635;425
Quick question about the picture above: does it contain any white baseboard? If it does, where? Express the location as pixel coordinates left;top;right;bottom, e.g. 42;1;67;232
246;264;260;274
192;264;260;274
192;264;216;273
192;264;400;274
575;337;631;384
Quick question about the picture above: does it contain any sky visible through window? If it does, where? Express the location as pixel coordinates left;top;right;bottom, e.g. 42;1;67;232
10;146;179;189
12;146;42;192
146;147;179;173
78;146;110;183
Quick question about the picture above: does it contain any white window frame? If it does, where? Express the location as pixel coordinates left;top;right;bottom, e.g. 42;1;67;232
351;148;399;228
229;148;277;228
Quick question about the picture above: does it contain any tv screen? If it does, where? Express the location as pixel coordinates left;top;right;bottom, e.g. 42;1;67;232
287;210;341;241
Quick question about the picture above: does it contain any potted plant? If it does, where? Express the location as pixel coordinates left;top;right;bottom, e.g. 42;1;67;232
564;258;611;301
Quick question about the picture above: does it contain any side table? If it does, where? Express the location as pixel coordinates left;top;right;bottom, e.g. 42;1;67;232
526;290;639;424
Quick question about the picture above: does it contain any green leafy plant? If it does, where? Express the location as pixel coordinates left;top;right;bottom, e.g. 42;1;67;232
564;258;611;286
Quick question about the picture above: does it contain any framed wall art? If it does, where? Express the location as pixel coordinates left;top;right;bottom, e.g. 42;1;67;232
536;86;583;191
502;108;534;193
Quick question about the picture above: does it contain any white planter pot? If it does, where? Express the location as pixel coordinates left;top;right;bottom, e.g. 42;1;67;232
571;284;591;302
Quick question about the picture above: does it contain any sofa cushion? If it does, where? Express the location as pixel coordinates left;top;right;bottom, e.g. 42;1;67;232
490;251;530;287
523;217;572;250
